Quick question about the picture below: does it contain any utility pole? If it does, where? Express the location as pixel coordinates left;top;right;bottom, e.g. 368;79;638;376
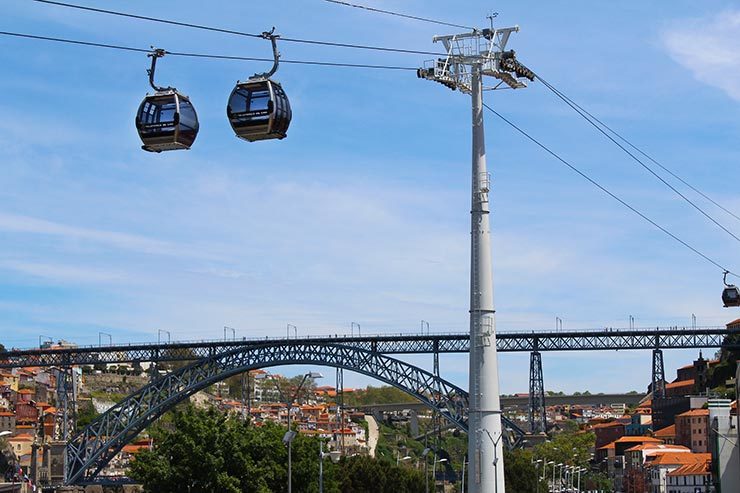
417;17;533;493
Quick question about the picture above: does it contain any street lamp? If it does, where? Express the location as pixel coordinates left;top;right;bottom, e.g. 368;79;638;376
318;439;341;493
461;455;468;493
396;450;411;465
553;463;562;493
433;457;447;490
257;370;322;493
543;461;554;492
533;459;543;493
421;448;432;493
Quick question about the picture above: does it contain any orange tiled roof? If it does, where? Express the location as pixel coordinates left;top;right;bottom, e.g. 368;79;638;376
614;436;662;444
122;444;150;454
649;453;710;466
626;443;689;453
666;460;711;476
654;424;676;437
592;421;622;429
666;379;694;389
677;409;709;417
17;389;34;394
9;434;34;442
598;442;616;450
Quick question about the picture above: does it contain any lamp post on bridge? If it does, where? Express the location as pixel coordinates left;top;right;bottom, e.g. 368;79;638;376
157;329;170;344
287;324;297;339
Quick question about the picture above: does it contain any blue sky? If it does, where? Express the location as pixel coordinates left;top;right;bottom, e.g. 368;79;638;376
1;0;740;394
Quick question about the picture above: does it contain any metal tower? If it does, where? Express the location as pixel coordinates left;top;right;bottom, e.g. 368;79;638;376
528;351;547;434
418;19;533;493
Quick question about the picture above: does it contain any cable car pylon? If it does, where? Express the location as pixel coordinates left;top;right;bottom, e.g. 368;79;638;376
135;48;200;152
227;28;292;142
416;16;534;493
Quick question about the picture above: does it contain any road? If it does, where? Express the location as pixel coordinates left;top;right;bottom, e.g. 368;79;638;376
365;414;379;458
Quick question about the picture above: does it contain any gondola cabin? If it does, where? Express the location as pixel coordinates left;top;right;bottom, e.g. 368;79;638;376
136;90;199;152
722;285;740;307
227;79;291;142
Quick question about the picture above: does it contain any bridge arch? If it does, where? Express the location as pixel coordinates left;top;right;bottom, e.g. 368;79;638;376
67;342;479;484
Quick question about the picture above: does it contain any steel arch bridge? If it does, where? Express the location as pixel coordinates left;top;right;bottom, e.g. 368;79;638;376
65;341;521;485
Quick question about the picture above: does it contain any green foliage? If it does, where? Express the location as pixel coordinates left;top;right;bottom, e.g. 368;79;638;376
338;455;424;493
504;449;548;493
344;386;417;406
129;405;425;493
76;400;99;428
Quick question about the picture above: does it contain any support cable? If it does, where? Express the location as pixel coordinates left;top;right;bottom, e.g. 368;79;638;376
321;0;474;30
29;0;447;56
539;78;740;224
536;74;740;244
0;31;417;71
483;103;739;278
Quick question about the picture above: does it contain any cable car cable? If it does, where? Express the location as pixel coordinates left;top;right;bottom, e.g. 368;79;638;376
320;0;474;30
533;74;740;225
483;102;739;278
535;74;740;245
0;31;417;71
30;0;448;57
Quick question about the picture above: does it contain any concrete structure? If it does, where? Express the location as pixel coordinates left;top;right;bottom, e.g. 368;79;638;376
708;398;738;493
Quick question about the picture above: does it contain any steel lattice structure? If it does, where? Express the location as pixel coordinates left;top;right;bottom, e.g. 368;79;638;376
1;326;737;369
65;342;523;485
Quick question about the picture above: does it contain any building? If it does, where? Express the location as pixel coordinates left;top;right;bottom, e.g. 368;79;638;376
0;411;16;434
654;424;677;445
646;452;711;493
708;398;739;493
665;460;711;493
675;409;709;453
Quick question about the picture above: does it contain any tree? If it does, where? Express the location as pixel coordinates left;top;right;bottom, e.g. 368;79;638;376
338;455;424;493
504;449;548;493
130;405;427;493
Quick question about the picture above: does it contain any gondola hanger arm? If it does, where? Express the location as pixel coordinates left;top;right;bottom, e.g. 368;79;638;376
251;27;280;80
147;47;173;92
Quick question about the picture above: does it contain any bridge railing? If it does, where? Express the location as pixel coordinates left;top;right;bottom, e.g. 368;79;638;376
7;325;728;352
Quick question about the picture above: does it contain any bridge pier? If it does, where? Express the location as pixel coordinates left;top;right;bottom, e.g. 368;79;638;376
651;348;665;399
528;350;546;434
54;363;77;441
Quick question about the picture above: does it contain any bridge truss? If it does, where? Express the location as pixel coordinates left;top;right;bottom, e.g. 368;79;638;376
65;342;523;485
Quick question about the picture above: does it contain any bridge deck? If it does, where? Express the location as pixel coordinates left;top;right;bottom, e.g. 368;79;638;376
0;326;737;368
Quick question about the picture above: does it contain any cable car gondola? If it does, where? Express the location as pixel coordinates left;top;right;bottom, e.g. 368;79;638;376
227;29;292;142
135;49;199;152
722;271;740;307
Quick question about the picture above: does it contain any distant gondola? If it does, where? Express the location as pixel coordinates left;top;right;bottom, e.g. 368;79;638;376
723;285;740;307
227;29;292;142
721;271;740;307
135;49;199;152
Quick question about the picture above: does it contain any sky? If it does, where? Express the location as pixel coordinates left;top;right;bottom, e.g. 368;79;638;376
1;0;740;394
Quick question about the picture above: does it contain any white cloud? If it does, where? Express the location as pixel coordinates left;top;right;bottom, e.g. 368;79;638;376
0;260;125;284
662;10;740;101
0;211;189;257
